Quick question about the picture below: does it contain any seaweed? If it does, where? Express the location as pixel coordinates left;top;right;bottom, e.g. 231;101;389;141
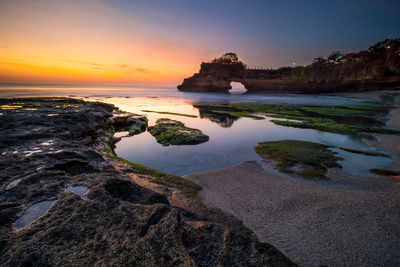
108;154;202;197
148;118;209;146
254;140;342;179
194;102;398;135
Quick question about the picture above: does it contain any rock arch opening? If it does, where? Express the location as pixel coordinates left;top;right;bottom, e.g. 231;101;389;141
228;81;247;94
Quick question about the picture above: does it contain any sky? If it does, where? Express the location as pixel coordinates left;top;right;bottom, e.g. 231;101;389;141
0;0;399;86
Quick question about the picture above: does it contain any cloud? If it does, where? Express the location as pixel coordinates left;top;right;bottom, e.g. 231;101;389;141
62;60;153;74
115;64;153;74
64;59;107;67
0;44;12;49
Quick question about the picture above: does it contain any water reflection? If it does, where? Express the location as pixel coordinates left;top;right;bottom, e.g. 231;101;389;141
195;105;239;128
3;84;387;177
91;95;393;176
14;200;57;230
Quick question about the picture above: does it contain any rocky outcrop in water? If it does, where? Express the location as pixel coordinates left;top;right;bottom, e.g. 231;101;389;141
0;98;296;266
178;39;400;93
111;112;148;135
148;118;209;146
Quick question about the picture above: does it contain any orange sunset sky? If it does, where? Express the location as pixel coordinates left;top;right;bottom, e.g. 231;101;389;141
0;0;221;86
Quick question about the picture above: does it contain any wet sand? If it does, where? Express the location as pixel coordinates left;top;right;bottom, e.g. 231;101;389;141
184;91;400;266
364;106;400;169
185;161;400;266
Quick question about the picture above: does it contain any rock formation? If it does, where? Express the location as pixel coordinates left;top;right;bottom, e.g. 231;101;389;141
178;39;400;93
0;98;296;266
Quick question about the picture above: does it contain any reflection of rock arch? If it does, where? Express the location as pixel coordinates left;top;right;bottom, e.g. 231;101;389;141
194;105;239;128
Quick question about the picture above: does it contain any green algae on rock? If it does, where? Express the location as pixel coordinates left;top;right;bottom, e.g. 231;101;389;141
255;140;342;179
148;118;209;146
111;112;148;136
107;154;202;197
271;119;399;135
193;102;400;135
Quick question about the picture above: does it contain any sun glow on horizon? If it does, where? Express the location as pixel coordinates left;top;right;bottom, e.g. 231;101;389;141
1;0;398;86
0;0;219;86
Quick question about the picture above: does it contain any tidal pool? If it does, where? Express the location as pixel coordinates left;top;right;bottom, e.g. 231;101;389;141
95;94;392;176
14;200;57;230
65;185;90;200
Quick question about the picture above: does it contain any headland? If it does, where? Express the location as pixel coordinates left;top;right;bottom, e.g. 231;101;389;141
178;39;400;93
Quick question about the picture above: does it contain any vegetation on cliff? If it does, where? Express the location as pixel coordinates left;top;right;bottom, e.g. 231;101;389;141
178;38;400;93
209;52;247;69
289;38;400;83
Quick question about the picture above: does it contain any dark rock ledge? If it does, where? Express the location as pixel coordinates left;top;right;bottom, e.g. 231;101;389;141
0;98;296;266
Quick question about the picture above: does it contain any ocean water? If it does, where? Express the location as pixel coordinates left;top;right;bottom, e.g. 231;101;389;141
0;84;392;176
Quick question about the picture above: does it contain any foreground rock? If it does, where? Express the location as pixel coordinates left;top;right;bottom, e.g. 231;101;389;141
111;112;148;135
148;118;209;146
0;98;296;266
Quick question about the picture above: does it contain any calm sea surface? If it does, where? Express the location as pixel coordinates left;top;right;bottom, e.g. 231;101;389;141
0;84;392;175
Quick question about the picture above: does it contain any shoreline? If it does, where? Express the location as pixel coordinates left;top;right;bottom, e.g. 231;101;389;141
0;98;295;266
184;90;400;266
185;159;400;266
1;90;399;266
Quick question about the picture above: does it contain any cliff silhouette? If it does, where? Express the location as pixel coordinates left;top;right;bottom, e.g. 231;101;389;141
178;39;400;93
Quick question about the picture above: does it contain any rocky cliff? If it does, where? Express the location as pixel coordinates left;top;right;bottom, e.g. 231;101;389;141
178;39;400;93
0;98;296;266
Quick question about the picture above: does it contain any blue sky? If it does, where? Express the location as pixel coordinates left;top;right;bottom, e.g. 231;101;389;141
107;0;400;67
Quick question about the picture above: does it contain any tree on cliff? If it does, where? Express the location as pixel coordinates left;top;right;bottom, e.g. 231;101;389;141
313;56;327;65
210;53;247;69
327;51;342;62
211;53;239;64
368;38;400;53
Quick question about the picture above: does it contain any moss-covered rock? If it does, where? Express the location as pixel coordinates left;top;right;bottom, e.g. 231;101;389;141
111;113;148;136
255;140;342;179
194;103;400;135
148;118;209;146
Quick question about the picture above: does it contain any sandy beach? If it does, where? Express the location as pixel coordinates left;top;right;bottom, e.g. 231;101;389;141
185;91;400;266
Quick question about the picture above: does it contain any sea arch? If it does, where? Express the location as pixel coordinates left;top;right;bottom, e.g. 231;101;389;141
228;81;247;94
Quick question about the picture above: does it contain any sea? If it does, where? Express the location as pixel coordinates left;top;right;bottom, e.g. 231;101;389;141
0;84;392;176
